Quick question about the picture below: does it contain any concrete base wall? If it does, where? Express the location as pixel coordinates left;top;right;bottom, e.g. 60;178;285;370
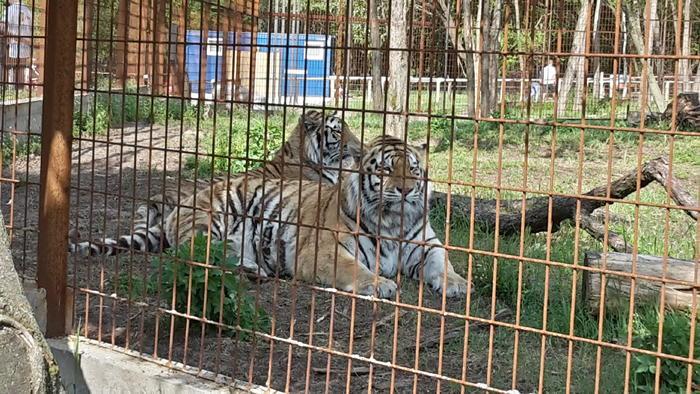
49;337;278;394
0;94;94;137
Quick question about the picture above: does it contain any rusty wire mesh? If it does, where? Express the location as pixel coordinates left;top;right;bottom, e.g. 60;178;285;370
2;0;699;392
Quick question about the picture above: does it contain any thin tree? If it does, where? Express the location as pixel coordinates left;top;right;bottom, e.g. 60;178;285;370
678;0;692;91
385;0;409;137
591;0;603;99
624;0;665;111
437;0;476;116
369;0;383;110
556;0;592;116
478;0;502;115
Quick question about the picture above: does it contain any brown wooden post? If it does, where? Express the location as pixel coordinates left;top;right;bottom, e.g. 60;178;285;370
233;7;242;97
248;0;259;101
220;9;230;101
115;0;129;87
33;0;47;96
198;5;209;100
82;0;95;88
173;2;186;97
152;0;168;94
37;0;78;338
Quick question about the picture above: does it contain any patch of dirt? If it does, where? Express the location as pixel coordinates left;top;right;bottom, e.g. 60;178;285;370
2;124;523;393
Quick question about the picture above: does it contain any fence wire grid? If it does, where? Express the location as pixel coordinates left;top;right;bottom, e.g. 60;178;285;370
1;0;699;392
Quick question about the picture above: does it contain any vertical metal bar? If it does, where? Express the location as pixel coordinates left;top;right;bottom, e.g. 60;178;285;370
37;0;78;338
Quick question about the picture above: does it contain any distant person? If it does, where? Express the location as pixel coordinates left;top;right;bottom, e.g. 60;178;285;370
530;81;541;102
542;59;557;101
1;0;33;89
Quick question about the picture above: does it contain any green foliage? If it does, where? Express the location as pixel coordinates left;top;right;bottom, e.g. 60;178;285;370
120;234;268;336
185;111;285;178
73;99;110;136
72;85;201;136
631;310;700;393
1;134;41;163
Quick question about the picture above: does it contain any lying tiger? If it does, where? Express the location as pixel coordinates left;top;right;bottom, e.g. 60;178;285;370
69;109;362;255
163;135;468;298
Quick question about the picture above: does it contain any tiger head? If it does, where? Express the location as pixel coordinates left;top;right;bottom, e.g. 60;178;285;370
299;110;363;173
354;135;430;213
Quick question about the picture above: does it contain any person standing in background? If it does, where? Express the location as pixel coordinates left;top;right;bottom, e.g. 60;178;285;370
541;59;557;101
1;0;33;90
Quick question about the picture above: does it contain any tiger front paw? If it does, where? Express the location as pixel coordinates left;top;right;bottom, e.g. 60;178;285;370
430;271;470;298
357;276;398;299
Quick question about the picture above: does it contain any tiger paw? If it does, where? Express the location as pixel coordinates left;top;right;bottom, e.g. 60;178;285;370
357;276;397;299
431;272;469;298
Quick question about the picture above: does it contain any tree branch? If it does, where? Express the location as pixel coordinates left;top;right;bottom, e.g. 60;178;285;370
431;157;698;241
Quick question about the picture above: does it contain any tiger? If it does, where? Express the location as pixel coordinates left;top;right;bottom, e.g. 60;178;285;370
163;135;469;298
69;109;363;256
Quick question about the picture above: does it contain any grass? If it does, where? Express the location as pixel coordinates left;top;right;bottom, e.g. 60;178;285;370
92;97;698;392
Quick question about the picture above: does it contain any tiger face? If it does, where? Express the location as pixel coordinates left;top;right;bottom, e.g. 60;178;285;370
301;110;363;174
360;136;429;209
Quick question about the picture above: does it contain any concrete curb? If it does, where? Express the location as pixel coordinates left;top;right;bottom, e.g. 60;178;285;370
49;337;280;394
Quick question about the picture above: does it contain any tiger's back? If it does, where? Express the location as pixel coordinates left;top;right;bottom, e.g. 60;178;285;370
69;109;362;257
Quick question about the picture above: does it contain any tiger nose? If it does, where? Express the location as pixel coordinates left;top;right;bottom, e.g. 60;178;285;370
395;185;412;196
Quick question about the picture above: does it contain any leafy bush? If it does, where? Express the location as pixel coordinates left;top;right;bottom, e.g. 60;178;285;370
121;234;268;336
632;310;700;393
73;99;110;136
1;134;41;163
185;112;284;178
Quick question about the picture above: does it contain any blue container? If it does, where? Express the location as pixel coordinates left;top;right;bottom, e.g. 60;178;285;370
184;31;334;98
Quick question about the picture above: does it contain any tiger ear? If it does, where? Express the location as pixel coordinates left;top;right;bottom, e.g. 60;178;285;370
413;142;429;158
301;110;323;132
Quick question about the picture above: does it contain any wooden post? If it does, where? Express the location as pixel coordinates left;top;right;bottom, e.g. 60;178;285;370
175;3;186;97
246;0;259;102
152;0;168;95
198;5;209;100
82;0;95;88
115;0;129;87
220;9;230;101
37;0;78;337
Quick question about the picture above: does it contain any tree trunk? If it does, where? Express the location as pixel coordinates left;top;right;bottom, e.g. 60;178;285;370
557;0;591;116
678;0;692;91
477;0;502;116
478;0;491;116
386;0;409;137
624;0;666;111
461;0;476;116
436;0;475;116
0;212;61;393
369;0;384;110
583;252;698;313
334;2;346;105
591;0;603;99
431;157;697;252
487;0;502;112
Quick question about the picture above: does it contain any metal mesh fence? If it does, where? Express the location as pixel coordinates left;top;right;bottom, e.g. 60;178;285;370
2;0;699;392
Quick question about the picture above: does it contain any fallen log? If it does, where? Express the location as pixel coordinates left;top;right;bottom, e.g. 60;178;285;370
431;157;698;252
626;92;700;131
582;251;699;312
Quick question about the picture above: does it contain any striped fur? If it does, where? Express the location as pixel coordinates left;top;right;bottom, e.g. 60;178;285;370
68;110;362;257
163;136;468;298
